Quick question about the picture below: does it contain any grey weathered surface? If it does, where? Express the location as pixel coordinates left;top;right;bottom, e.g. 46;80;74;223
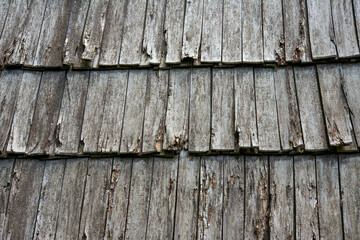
163;69;190;151
201;0;222;62
34;160;65;240
119;0;147;65
242;0;263;63
125;158;153;239
120;70;148;153
316;155;343;239
198;156;223;240
234;67;258;149
146;157;178;239
294;155;320;239
0;0;10;37
0;159;14;239
4;160;44;239
189;68;211;152
269;156;294;239
143;70;169;153
105;158;132;240
274;67;303;151
294;66;327;151
26;71;65;155
339;154;360;239
211;68;234;150
79;158;112;240
307;0;337;59
355;0;360;49
255;68;281;151
222;0;242;63
244;156;269;239
55;158;88;239
223;156;244;240
317;64;353;146
174;151;200;240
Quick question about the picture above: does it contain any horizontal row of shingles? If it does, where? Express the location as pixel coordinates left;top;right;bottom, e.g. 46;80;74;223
0;0;360;69
0;63;359;155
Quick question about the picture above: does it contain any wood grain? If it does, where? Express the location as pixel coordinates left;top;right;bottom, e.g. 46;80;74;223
0;159;14;239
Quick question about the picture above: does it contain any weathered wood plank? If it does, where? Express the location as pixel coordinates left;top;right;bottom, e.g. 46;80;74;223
0;159;14;239
244;156;269;239
198;156;223;239
119;0;147;65
316;155;343;239
163;69;190;151
242;0;263;63
223;156;245;239
317;64;354;146
222;0;242;63
274;67;304;151
339;154;360;239
142;70;169;153
211;68;234;150
307;0;337;59
269;156;294;239
79;158;112;240
6;71;41;154
234;67;258;149
255;68;281;151
125;158;153;239
4;160;45;239
0;0;10;38
294;155;320;239
104;158;132;240
120;70;148;153
354;0;360;48
294;66;327;151
55;158;88;239
34;160;65;240
189;68;211;152
26;71;65;155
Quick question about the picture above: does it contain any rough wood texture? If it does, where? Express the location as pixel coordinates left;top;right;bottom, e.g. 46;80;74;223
255;68;281;151
211;68;234;150
316;155;343;239
120;70;148;153
0;0;10;37
354;0;360;49
189;68;211;152
269;156;294;239
198;156;223;239
143;70;169;153
0;159;14;239
274;67;304;151
234;67;258;149
26;71;65;155
294;155;320;239
294;66;327;151
223;156;244;239
163;69;190;151
317;64;353;146
174;151;200;240
79;158;112;240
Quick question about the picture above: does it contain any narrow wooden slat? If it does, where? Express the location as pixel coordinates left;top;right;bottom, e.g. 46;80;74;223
222;0;242;63
120;70;148;153
294;66;327;151
316;155;343;239
198;156;223;239
223;156;245;239
0;0;10;37
0;159;14;239
78;158;112;240
269;156;294;239
317;64;354;146
211;68;234;150
294;155;320;239
189;68;211;152
307;0;337;59
354;0;360;48
34;160;65;240
234;67;258;149
119;0;147;65
163;69;190;151
142;70;169;153
255;68;281;151
26;71;65;155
